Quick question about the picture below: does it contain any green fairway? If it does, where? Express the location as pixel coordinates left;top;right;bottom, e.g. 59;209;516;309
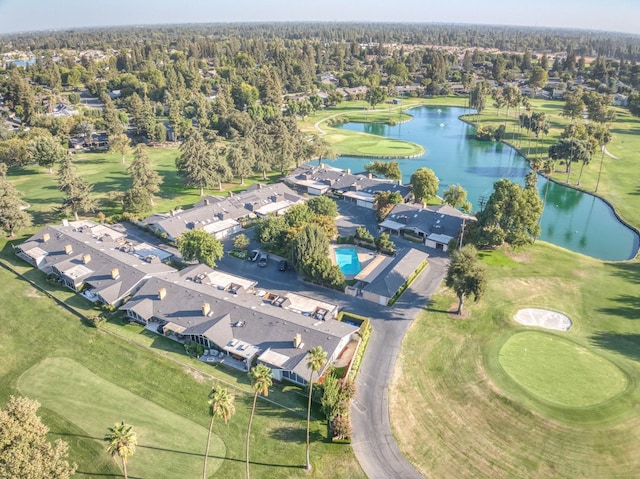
498;331;628;408
323;129;424;158
391;244;640;478
19;357;225;478
0;263;366;479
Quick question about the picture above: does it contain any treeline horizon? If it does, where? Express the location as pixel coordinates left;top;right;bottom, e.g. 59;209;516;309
2;22;640;61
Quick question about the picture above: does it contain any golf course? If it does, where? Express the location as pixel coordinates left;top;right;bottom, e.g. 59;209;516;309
0;261;365;478
2;94;640;478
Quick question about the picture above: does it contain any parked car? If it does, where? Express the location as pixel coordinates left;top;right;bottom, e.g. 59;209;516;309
257;252;269;267
249;249;260;262
278;260;289;271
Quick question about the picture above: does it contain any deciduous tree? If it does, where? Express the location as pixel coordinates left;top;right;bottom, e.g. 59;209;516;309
0;396;76;479
178;229;224;268
364;161;402;181
410;167;439;206
445;245;487;315
442;184;472;213
28;135;65;173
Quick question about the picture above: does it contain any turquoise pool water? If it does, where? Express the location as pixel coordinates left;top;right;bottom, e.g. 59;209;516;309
335;248;362;275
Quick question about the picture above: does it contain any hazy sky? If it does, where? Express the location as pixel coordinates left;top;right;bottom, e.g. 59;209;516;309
0;0;638;35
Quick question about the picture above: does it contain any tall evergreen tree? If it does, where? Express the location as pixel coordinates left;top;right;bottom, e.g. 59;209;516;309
0;179;32;237
175;130;219;196
128;144;161;204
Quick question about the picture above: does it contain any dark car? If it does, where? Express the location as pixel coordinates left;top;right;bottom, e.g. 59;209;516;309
249;249;260;262
257;252;269;267
278;260;289;271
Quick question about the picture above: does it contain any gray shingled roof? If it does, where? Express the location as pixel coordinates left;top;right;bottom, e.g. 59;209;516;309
121;271;359;382
362;248;429;299
384;203;474;237
286;164;411;197
16;221;174;305
143;183;305;240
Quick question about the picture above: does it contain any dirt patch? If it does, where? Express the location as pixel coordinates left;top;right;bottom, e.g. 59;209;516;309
24;287;42;298
448;302;471;319
504;250;533;263
185;367;208;383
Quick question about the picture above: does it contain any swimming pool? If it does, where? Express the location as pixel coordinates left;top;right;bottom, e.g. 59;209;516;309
335;248;362;275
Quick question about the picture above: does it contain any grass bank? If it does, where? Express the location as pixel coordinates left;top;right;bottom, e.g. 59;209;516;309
390;243;640;478
0;261;365;479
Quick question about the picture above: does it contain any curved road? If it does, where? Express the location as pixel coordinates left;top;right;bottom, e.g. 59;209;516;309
214;230;448;478
350;255;449;479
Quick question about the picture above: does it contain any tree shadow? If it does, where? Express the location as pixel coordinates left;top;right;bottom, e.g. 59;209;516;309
54;431;299;469
597;294;640;319
269;426;323;444
590;332;640;362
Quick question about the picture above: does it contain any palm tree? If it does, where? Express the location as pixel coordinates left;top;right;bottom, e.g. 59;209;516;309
104;421;137;479
595;125;612;193
246;365;273;479
203;386;235;479
305;346;327;471
541;159;555;222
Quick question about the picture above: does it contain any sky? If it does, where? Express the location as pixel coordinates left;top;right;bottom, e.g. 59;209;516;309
0;0;638;36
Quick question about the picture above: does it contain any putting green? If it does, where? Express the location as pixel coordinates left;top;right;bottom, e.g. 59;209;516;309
498;331;628;408
18;357;225;478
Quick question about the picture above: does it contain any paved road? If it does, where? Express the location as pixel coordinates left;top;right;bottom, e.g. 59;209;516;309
215;230;448;479
144;218;447;479
350;254;447;479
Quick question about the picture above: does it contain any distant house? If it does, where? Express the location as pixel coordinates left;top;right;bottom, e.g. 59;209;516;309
612;94;629;107
15;221;174;306
336;86;368;100
143;183;306;241
120;266;358;385
319;71;339;85
285;164;411;208
379;203;475;252
49;102;78;118
68;132;109;151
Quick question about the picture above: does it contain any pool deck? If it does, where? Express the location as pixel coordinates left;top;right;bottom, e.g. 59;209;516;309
331;245;393;282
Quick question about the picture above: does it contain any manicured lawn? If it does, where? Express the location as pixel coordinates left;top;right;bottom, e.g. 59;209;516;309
0;265;366;479
497;331;628;408
6;146;283;224
390;243;640;478
302;96;640;232
19;357;226;479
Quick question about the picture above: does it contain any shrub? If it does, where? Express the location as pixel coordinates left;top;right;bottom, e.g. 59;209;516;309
233;233;250;250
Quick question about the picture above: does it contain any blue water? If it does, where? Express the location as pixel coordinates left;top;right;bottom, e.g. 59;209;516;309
325;106;639;261
335;248;362;275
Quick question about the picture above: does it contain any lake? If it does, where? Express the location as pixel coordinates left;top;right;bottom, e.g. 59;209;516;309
328;106;639;261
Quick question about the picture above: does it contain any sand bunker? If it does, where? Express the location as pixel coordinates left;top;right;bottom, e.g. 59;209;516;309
514;308;572;331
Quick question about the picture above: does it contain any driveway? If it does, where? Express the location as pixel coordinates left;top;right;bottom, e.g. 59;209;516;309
216;229;448;479
139;221;446;479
